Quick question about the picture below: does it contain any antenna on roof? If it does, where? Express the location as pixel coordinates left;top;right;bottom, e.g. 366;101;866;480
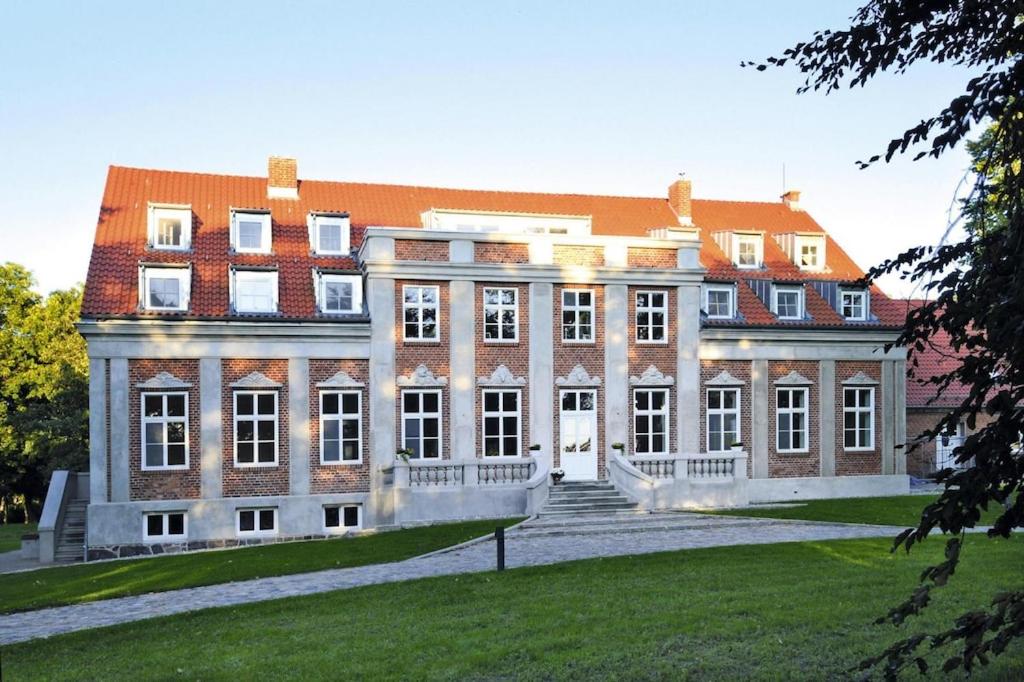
678;171;686;180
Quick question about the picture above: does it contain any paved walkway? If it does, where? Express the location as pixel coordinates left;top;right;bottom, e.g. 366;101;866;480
0;550;39;575
0;512;904;646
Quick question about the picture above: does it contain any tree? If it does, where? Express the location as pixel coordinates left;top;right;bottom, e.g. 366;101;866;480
747;1;1024;677
0;263;88;523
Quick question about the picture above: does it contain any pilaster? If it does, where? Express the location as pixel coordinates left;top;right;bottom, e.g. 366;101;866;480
88;358;107;504
288;358;310;495
528;282;554;469
881;359;896;475
819;360;836;477
108;358;130;503
604;285;629;461
894;358;907;474
449;279;476;460
751;359;770;478
199;358;223;499
677;284;701;452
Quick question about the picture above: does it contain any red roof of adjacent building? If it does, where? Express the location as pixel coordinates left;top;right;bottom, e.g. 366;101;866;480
81;164;903;325
901;300;973;408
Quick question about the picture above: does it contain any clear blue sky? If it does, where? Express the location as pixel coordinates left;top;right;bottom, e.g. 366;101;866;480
0;1;974;298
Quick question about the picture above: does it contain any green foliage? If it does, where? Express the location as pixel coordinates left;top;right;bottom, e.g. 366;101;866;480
0;263;88;522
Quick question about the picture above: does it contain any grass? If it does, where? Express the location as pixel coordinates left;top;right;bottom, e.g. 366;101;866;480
2;535;1022;680
0;522;36;553
709;494;1004;527
0;518;522;615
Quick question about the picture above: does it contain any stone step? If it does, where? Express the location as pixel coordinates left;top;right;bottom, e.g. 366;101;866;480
547;492;631;504
552;482;616;490
541;502;637;514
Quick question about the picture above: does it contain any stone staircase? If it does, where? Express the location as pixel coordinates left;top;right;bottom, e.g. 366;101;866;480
539;480;638;516
54;499;87;563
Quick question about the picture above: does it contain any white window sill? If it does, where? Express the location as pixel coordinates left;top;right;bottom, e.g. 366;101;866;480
776;449;810;455
635;339;669;346
843;446;876;453
561;339;596;345
402;338;441;344
483;338;520;344
319;459;363;466
233;460;280;468
141;464;190;472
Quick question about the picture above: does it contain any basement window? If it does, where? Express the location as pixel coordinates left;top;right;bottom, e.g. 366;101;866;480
144;512;187;543
237;508;278;537
323;505;361;533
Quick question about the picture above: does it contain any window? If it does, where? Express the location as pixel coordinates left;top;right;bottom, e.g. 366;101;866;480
232;269;278;314
320;391;361;464
231;210;272;253
841;289;868;321
704;285;735;319
634;389;670;455
144;512;187;542
316;273;362;314
796;235;825;271
844;387;875;450
402;390;442;459
234;391;278;466
734;234;763;269
402;285;439;341
483;287;518;342
309;213;350;255
148;205;191;250
323;504;361;532
482;390;521;457
141;392;188;470
561;289;594;343
776;387;809;452
773;286;803;320
636;291;668;343
237;508;277;537
141;266;190;311
707;388;741;452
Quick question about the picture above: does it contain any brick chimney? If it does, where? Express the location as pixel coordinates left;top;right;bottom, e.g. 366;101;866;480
668;178;692;225
267;156;298;199
781;189;802;211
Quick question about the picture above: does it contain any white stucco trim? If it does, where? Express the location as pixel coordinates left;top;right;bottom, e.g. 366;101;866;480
556;364;601;387
629;365;675;387
397;364;448;387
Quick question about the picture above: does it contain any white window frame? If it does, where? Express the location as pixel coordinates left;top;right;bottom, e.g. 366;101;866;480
140;266;190;312
773;285;804;320
401;389;443;459
315;272;362;315
481;389;522;458
230;210;272;254
840;289;869;321
402;285;440;342
323;504;362;533
236;508;278;538
147;204;192;251
733;233;763;269
233;390;279;467
143;511;188;543
308;213;351;256
776;387;810;453
482;287;519;343
704;284;735;320
561;288;595;344
320;390;362;465
140;391;189;471
635;290;668;344
796;235;826;271
633;388;671;455
843;387;875;451
706;387;741;453
231;269;279;314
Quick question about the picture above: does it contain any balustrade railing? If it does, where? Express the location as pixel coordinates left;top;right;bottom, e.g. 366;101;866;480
390;458;537;488
626;451;747;482
478;461;533;485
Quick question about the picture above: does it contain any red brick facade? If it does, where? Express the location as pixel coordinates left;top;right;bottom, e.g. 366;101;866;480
395;239;448;261
699;360;754;478
128;359;202;501
627;287;678;456
627;247;677;269
553;244;603;267
309;359;371;493
834;362;883;476
475;242;529;264
767;360;820;478
221;359;290;497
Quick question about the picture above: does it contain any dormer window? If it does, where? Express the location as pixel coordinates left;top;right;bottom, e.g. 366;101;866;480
734;234;763;269
140;265;190;312
231;268;278;314
315;272;362;315
309;213;351;256
796;235;825;271
704;284;736;319
148;204;192;250
841;289;869;321
772;285;804;320
231;210;272;254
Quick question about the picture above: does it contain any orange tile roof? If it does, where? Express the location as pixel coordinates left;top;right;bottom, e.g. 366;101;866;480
81;165;899;326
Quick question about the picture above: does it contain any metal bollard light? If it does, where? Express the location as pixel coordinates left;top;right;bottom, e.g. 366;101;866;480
495;526;505;571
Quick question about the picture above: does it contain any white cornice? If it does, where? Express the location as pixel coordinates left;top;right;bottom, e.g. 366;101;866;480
361;226;702;251
700;327;901;344
774;370;814;386
78;319;371;341
316;371;365;388
397;364;448;387
556;365;601;387
629;365;674;387
842;371;880;386
477;365;526;387
136;372;193;390
231;372;282;389
705;370;745;386
361;260;705;284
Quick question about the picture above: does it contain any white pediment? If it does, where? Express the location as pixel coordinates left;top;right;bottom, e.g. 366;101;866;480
842;371;879;386
629;365;674;387
556;364;601;387
705;370;745;386
136;372;192;390
774;370;814;386
231;371;282;389
397;364;448;387
478;364;526;387
317;371;365;388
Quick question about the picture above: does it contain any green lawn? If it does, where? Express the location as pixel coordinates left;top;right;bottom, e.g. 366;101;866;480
0;518;522;615
0;522;36;553
3;535;1022;680
710;494;1004;527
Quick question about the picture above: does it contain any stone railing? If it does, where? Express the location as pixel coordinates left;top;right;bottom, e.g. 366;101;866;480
626;452;746;481
609;450;749;510
389;457;538;489
478;461;534;485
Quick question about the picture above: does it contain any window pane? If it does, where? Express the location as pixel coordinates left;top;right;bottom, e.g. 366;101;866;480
342;440;359;460
708;391;721;409
423;418;438;438
237;393;254;415
258;394;275;415
504;436;518;456
778;391;789;408
324;506;340;528
561;392;576;411
341;418;358;439
166;421;185;444
341;393;359;414
322;393;339;415
237;442;254;463
323;419;339;441
167;444;186;467
146;515;163;537
484;437;500;457
168;513;185;536
502;392;517;411
144;394;163;417
343;506;359;527
484;392;499;412
319;223;342;252
239;510;255;532
323;440;339;461
580;392;594;411
145;422;164;446
403;392;419;414
422;393;439;413
237;420;254;442
257;420;275;441
257;441;275;462
166;394;185;417
423;439;439;458
238;221;262;249
258;509;275;531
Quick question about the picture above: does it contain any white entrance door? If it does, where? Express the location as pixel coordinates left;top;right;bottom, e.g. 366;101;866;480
936;421;967;471
559;389;598;480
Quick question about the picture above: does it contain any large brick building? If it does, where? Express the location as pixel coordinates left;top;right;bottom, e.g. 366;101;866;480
78;157;910;557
